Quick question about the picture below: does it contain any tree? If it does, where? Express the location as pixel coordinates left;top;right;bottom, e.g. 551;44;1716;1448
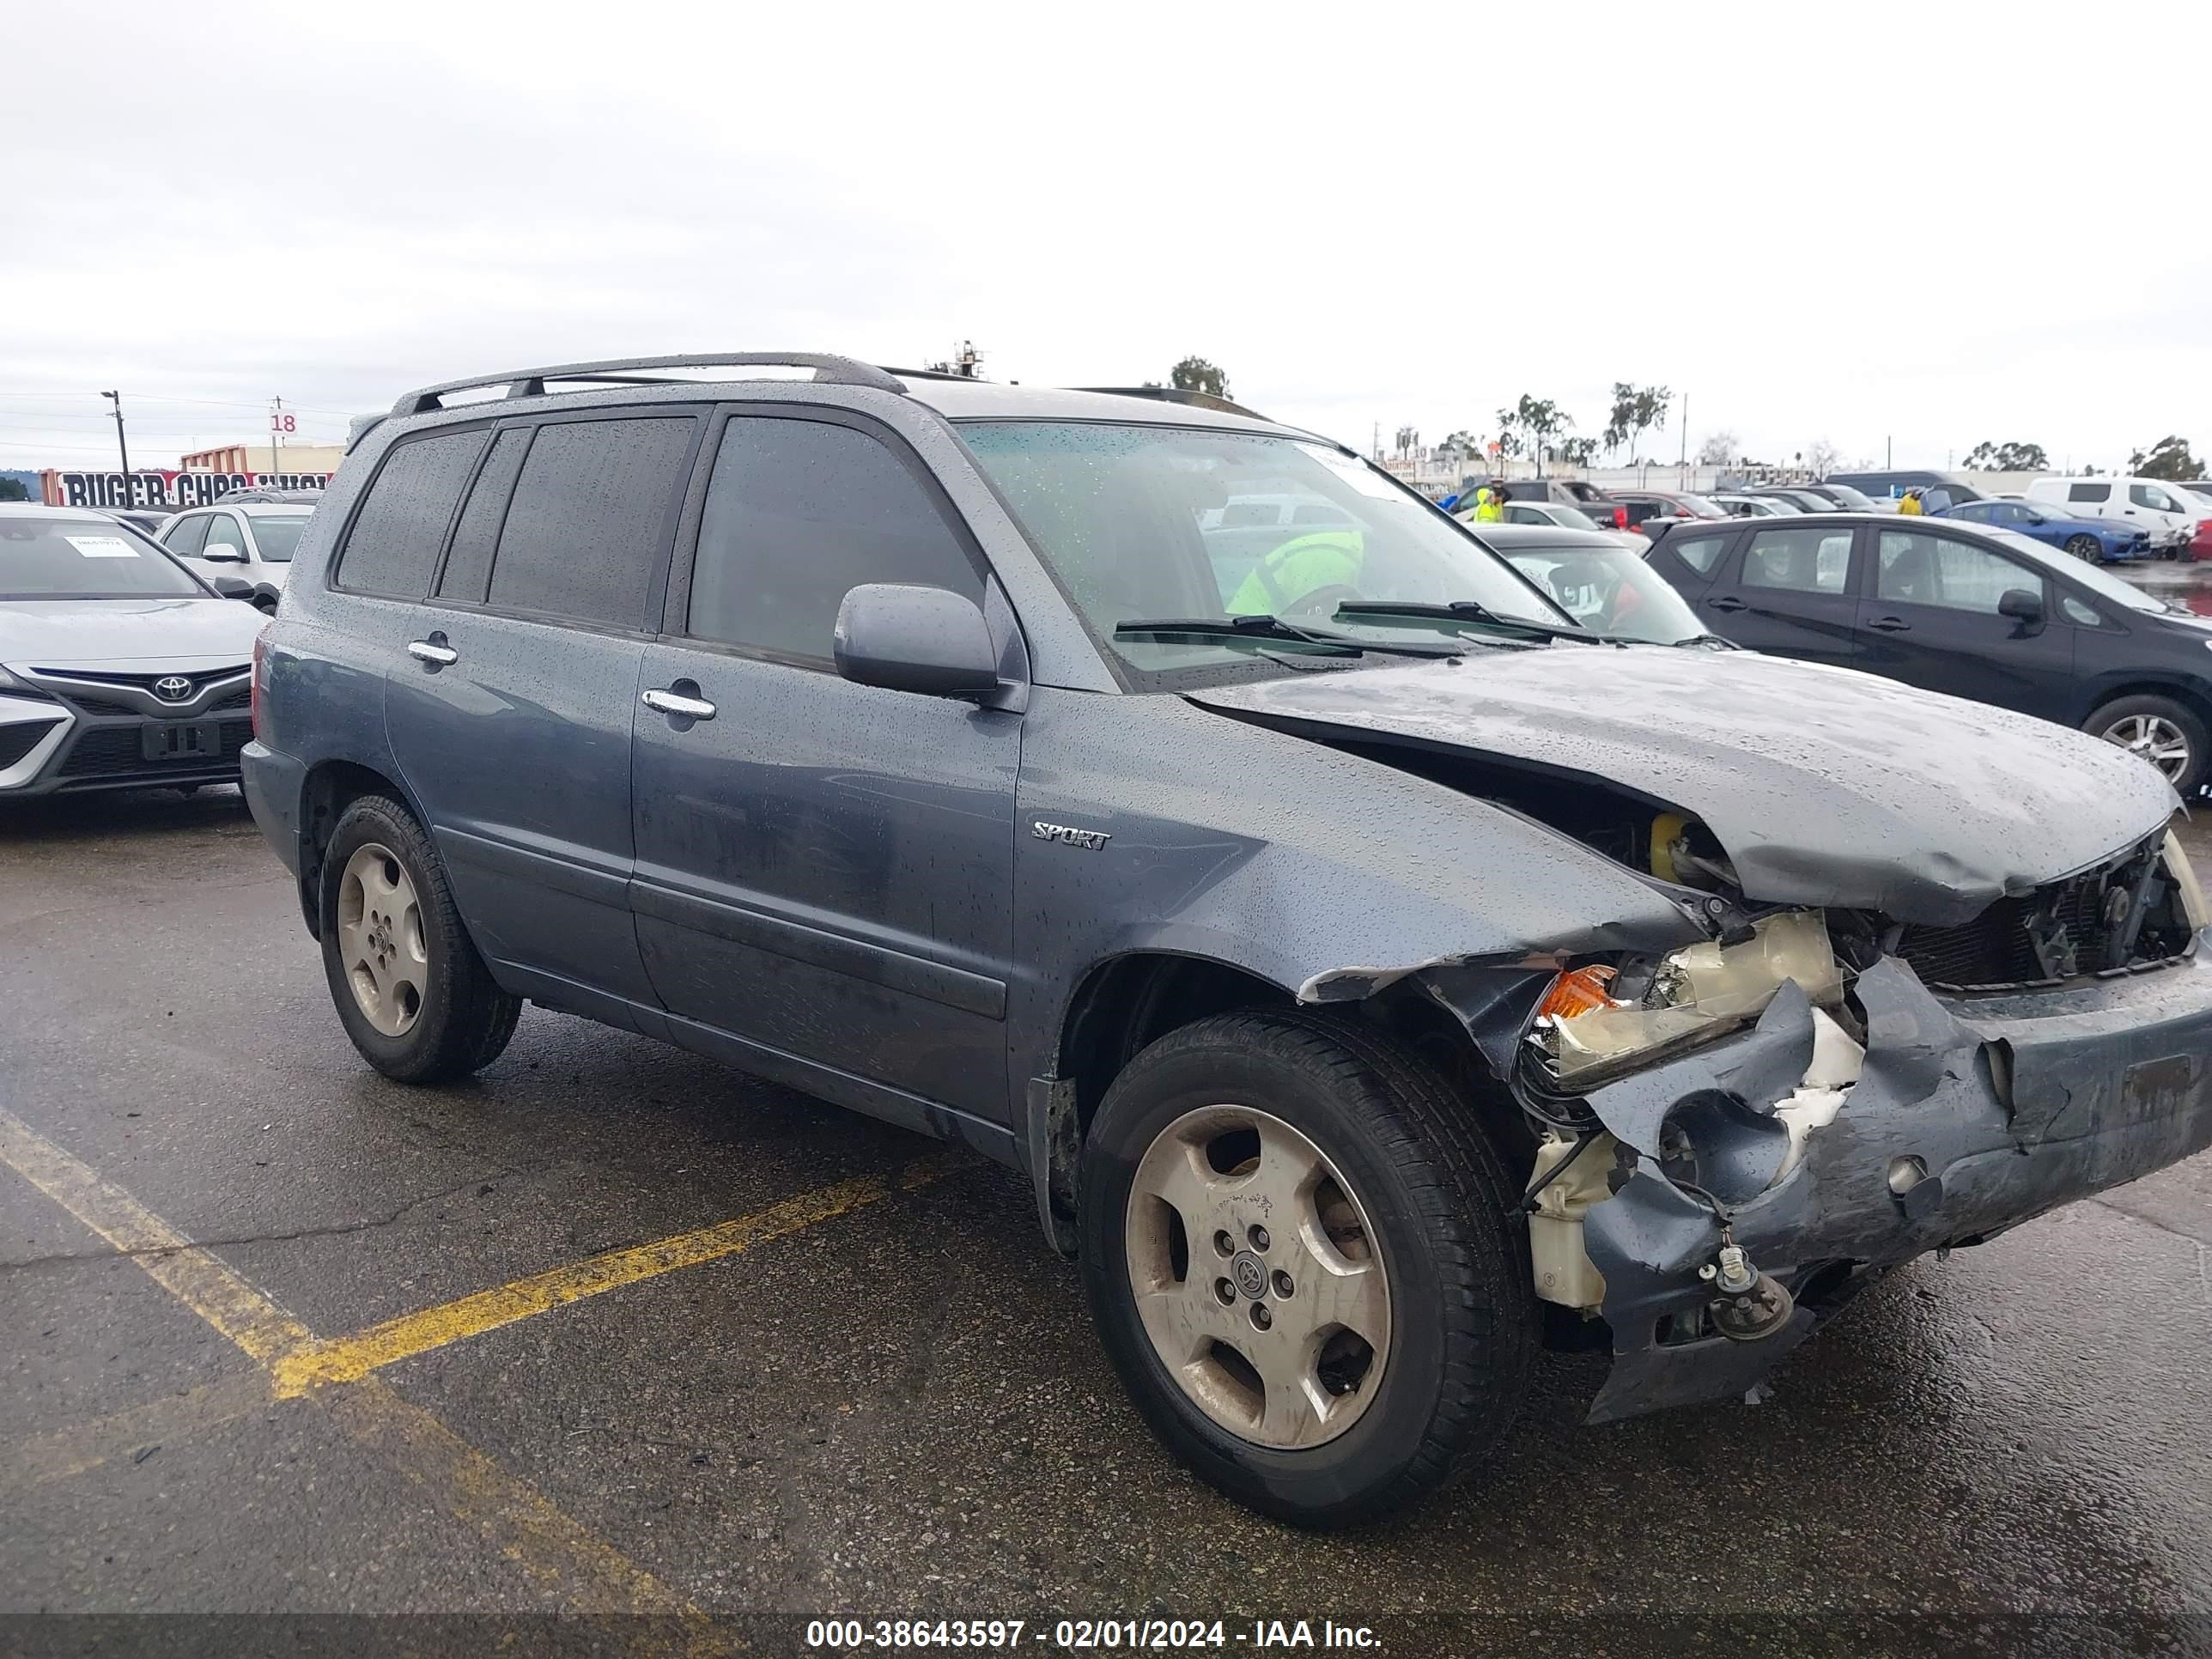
1170;356;1230;399
1559;436;1599;469
1960;440;2051;471
1628;386;1672;461
0;478;28;503
1435;429;1480;471
1696;431;1738;466
1805;438;1840;480
2127;435;2204;481
1499;394;1571;476
1601;383;1672;461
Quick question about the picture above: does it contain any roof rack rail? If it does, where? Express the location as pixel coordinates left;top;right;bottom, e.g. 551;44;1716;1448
1073;386;1268;421
875;364;993;383
388;353;907;417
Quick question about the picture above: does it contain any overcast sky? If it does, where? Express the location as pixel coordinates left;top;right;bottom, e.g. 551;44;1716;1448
5;1;2208;477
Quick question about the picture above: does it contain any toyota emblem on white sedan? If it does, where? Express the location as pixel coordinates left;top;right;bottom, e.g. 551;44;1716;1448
153;676;192;702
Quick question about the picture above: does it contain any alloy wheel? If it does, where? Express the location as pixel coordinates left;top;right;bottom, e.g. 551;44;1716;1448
2063;534;2100;562
1123;1104;1390;1449
336;842;428;1036
2100;714;2192;782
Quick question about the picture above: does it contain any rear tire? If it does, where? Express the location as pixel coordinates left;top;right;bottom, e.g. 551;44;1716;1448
319;794;521;1083
2063;534;2101;562
1079;1011;1536;1528
2087;695;2208;797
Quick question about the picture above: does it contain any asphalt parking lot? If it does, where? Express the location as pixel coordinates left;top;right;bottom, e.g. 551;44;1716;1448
3;791;2209;1657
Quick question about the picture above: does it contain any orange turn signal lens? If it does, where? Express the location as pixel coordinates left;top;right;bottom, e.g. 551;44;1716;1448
1538;964;1620;1021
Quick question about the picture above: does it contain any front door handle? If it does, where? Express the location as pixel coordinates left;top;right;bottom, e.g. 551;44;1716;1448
1864;616;1912;634
642;687;717;720
1707;595;1747;613
407;637;458;665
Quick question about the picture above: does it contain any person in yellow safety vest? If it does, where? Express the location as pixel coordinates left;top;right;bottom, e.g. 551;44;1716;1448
1897;487;1924;516
1224;528;1366;617
1473;483;1505;523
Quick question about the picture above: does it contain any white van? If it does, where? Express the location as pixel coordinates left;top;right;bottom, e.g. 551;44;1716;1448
2026;476;2208;554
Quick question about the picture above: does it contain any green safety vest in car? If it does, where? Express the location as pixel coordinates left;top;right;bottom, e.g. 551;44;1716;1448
1224;530;1366;617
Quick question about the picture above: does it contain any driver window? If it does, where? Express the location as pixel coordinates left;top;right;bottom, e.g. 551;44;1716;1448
203;515;248;555
1877;532;2031;615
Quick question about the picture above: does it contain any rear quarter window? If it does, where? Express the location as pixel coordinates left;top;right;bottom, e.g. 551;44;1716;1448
336;431;489;599
2067;482;2112;504
1666;532;1727;574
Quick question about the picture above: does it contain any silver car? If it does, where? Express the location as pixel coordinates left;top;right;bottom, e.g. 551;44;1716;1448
157;501;313;603
0;505;265;796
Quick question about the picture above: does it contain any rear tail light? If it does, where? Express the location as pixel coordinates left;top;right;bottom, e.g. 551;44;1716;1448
250;624;270;741
1611;505;1628;529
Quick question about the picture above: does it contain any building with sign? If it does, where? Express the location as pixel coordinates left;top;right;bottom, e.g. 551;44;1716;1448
178;442;344;474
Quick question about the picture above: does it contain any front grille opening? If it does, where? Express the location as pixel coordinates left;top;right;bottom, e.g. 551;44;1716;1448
1898;844;2197;993
0;722;56;769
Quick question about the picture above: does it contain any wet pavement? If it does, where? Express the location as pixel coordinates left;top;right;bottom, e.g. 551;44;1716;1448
2;792;2208;1657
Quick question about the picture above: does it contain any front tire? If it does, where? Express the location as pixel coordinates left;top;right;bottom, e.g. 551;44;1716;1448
1079;1012;1535;1528
2063;533;2101;562
319;795;521;1083
2087;695;2208;796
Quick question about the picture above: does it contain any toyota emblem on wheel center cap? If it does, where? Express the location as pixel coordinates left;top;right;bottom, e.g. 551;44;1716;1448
1231;1250;1268;1301
152;676;193;702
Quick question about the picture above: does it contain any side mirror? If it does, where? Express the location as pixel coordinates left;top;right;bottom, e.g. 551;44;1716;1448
202;546;249;563
210;575;256;602
834;583;1000;696
1997;587;2044;624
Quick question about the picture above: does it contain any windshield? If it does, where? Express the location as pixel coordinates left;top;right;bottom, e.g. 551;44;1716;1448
1540;503;1602;531
1496;542;1711;645
1813;483;1875;510
1973;526;2166;612
957;421;1571;678
246;514;311;562
0;516;206;601
1666;493;1728;519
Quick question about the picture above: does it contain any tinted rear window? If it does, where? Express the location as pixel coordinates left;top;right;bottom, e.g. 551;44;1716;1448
487;417;696;629
2068;482;2111;503
337;432;488;598
437;428;533;605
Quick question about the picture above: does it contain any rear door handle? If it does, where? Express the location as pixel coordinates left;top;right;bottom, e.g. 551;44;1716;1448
1864;616;1912;634
406;638;458;665
1707;595;1747;613
641;687;717;720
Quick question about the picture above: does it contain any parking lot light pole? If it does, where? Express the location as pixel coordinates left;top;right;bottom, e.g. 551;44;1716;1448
100;391;131;495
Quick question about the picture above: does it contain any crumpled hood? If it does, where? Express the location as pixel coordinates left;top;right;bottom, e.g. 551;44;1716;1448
1188;644;2179;927
0;598;263;672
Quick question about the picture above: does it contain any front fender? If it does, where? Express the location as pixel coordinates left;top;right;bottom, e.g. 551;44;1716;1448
1006;687;1704;1096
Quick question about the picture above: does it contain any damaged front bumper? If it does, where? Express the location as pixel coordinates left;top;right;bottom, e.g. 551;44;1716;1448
1570;942;2212;1425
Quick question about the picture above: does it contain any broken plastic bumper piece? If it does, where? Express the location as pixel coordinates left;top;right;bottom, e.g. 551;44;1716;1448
1575;941;2212;1425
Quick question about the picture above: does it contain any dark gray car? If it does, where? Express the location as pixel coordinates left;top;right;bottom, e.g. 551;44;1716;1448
242;354;2212;1528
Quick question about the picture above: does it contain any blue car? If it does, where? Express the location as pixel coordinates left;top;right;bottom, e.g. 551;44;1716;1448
1941;497;2150;562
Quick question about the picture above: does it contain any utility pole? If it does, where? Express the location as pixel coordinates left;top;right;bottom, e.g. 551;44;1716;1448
100;391;131;499
1677;391;1688;482
1886;434;1893;468
270;396;285;478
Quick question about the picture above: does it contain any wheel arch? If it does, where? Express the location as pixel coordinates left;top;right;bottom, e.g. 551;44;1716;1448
1027;949;1525;1257
2073;674;2212;738
295;758;432;939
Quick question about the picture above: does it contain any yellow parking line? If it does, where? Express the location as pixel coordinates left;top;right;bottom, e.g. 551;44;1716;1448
276;1156;949;1397
1;1371;275;1493
0;1109;318;1368
0;1105;709;1629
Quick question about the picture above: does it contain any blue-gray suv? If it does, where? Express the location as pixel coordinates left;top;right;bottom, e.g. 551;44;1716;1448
244;354;2212;1526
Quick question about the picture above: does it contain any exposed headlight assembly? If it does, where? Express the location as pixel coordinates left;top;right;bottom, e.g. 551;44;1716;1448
1535;910;1844;1083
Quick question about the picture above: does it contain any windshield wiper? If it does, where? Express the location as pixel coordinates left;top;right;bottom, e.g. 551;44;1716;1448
1111;615;1462;659
1330;599;1609;642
